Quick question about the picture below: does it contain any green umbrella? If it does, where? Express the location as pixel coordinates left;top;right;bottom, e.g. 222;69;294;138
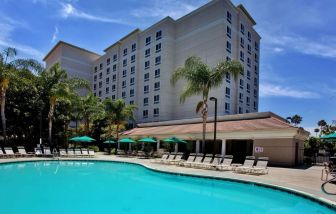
103;140;116;144
77;136;95;142
118;138;136;143
138;137;157;143
69;136;82;142
163;137;187;144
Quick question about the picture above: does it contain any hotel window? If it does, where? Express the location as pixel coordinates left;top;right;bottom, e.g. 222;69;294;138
247;58;251;67
99;73;102;79
239;79;244;89
98;91;102;97
254;78;258;86
130;100;134;105
144;85;149;94
246;109;250;113
145;48;150;57
145;61;150;69
123;59;127;67
240;51;244;62
226;56;231;61
155;56;161;65
225;103;230;113
227;11;232;23
254;101;257;110
225;87;230;98
107;58;110;65
131;43;136;52
240;37;244;48
94;75;97;81
144;73;149;82
99;63;103;70
255;53;258;63
122;70;127;77
112;74;116;82
247;83;250;93
130;77;135;86
248;31;251;41
153;108;159;117
239;93;243;103
122;91;126;99
246;97;250;106
94;66;97;72
247;70;251;80
226;73;231;83
247;44;251;54
154;82;160;91
106;68;110;75
254;89;257;98
123;48;128;56
145;36;151;45
143;110;148;118
106;77;109;84
112;84;116;92
255;65;258;74
240;23;245;34
226;26;231;38
122;80;126;88
226;41;231;53
156;30;162;40
239;107;243;114
156;43;161;52
106;87;109;94
154;95;160;104
155;69;160;78
113;54;117;62
94;92;96;96
255;42;259;51
144;97;149;106
130;89;134;97
113;64;117;72
131;66;135;74
131;55;136;63
112;95;116;100
93;84;96;90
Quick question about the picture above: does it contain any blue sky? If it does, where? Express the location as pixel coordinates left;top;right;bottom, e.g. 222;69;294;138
0;0;335;132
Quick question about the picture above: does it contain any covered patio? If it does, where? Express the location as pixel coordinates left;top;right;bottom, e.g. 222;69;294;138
123;112;309;167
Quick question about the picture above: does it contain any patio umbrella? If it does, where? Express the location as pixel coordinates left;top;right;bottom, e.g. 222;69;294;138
69;136;82;142
163;137;187;144
77;136;95;142
321;133;336;142
138;137;157;143
118;138;136;143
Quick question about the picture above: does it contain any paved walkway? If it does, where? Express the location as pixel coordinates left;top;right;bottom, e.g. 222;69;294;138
1;154;336;205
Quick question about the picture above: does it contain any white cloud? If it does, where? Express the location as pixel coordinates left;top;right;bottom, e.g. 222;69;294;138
60;3;129;25
51;26;59;43
259;83;320;99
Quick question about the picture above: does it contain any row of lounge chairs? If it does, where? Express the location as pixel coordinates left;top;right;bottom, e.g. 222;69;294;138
154;153;269;175
59;148;95;158
116;149;160;158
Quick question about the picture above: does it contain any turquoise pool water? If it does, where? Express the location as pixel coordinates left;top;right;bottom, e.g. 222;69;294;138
0;161;334;214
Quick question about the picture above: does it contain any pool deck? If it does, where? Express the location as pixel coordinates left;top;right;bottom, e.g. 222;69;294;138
1;154;336;206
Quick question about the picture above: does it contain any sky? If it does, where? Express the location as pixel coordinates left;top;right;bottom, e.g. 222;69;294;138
0;0;335;133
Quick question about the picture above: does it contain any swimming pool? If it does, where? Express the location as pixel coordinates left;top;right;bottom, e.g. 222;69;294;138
0;161;334;214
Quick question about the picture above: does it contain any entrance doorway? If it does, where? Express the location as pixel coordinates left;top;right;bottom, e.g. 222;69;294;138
226;140;253;163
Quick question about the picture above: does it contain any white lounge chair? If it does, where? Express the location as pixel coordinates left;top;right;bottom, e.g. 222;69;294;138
43;147;53;157
165;152;184;164
4;147;16;158
216;155;233;171
0;148;6;158
190;154;204;168
88;149;95;157
59;149;67;157
179;153;196;167
81;149;89;157
67;148;75;157
74;148;82;157
153;153;169;163
193;154;213;169
250;157;269;175
17;146;34;157
235;156;256;173
35;148;43;156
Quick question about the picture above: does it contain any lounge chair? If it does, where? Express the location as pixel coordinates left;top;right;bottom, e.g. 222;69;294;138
74;148;83;157
235;156;256;173
0;148;6;158
166;152;184;164
179;153;196;167
250;157;269;175
67;148;75;157
161;152;176;164
193;154;213;169
117;149;126;156
81;149;89;157
88;149;95;157
203;154;223;169
216;155;233;171
34;148;43;156
4;147;16;158
152;153;169;163
59;149;67;157
17;146;34;157
43;147;53;157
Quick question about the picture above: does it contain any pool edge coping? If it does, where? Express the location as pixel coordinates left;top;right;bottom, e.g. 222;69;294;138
1;158;335;210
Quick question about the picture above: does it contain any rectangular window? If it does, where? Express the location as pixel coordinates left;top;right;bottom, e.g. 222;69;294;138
122;70;127;77
130;100;134;105
130;77;135;86
94;75;97;81
153;108;159;117
226;56;231;61
239;107;242;114
227;11;232;23
144;73;149;82
225;87;230;98
255;65;258;73
106;68;110;75
247;58;251;67
144;98;149;106
144;85;149;94
226;73;230;83
106;77;109;84
156;30;162;40
113;54;117;62
145;61;150;69
131;55;136;63
240;79;244;89
254;101;257;110
131;66;135;74
225;103;230;113
239;93;243;103
113;64;117;72
226;41;231;53
248;31;251;41
254;89;257;98
123;48;128;56
143;110;148;118
94;66;97;72
122;91;126;99
247;83;250;93
123;59;127;67
240;23;245;34
122;80;126;88
156;43;161;52
99;63;103;70
246;97;250;106
130;89;134;97
107;58;110;65
93;84;96;90
255;53;258;63
155;69;160;78
240;37;244;48
145;48;150;57
247;70;251;80
240;51;244;62
154;95;160;104
246;109;250;113
145;36;151;45
154;82;160;91
112;84;116;92
254;77;258;86
255;42;259;51
99;73;102;79
106;87;109;94
226;26;231;38
112;95;115;100
112;74;116;82
155;56;161;65
131;43;136;52
98;91;102;97
248;44;251;54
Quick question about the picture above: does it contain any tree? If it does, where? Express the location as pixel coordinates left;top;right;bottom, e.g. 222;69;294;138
171;56;243;151
38;63;89;145
287;114;302;127
0;47;42;142
103;98;136;140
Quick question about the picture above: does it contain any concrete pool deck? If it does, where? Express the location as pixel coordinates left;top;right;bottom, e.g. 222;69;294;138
1;154;335;206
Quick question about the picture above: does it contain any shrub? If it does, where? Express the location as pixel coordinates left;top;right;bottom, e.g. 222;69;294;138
88;145;100;152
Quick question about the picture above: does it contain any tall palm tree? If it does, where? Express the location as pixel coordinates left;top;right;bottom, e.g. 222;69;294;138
81;92;105;135
0;47;42;142
171;56;243;151
39;63;89;145
103;98;136;140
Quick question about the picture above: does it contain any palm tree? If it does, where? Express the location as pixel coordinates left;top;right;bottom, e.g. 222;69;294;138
171;56;243;151
103;98;136;141
0;47;42;142
39;63;89;145
81;92;105;135
288;114;302;127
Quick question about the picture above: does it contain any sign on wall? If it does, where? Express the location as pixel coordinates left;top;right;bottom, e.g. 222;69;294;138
255;147;264;153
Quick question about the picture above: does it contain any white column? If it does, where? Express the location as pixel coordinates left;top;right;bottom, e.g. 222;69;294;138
157;140;160;151
196;140;200;153
174;143;178;153
141;142;144;150
221;139;226;156
129;143;132;151
117;143;120;150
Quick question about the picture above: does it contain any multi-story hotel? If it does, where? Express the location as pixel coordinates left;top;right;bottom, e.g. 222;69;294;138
44;0;261;124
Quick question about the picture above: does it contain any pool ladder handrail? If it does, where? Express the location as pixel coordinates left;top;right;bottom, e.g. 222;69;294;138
321;173;336;195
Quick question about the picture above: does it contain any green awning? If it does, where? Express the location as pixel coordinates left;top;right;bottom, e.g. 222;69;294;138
138;137;157;143
321;133;336;139
163;137;187;144
118;138;136;143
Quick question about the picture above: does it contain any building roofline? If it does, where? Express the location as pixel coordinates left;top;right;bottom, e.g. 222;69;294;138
141;16;175;33
104;28;141;52
176;0;218;23
236;4;257;25
43;41;100;61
